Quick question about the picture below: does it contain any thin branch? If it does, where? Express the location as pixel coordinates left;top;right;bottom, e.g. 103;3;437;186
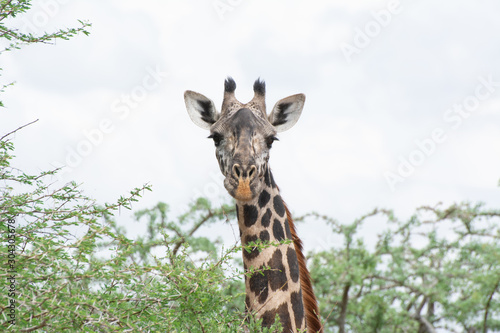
20;318;50;333
172;210;215;257
410;314;437;333
483;279;500;333
1;119;39;141
0;0;14;20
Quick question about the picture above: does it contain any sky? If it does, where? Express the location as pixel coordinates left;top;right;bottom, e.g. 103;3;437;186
2;0;500;252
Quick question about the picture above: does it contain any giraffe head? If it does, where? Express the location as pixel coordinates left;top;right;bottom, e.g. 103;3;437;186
185;78;305;202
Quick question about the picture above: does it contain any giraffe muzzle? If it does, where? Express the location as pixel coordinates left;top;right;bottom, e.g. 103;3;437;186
232;163;257;201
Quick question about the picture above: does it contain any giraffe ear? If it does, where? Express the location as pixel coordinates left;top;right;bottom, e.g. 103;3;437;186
268;94;305;132
184;90;220;130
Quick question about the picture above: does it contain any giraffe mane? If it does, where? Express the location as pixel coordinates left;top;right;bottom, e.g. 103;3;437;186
284;203;323;333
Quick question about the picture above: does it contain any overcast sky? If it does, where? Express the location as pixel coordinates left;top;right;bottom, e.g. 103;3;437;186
2;0;500;251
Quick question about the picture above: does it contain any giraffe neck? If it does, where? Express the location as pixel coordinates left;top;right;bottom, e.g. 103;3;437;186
236;168;306;332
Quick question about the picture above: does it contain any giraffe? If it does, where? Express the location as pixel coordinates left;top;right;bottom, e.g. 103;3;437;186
184;78;322;332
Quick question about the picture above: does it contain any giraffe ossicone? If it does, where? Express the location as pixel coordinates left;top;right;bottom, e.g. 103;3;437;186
184;78;322;332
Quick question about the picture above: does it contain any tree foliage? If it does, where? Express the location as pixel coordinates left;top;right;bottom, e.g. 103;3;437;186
308;203;500;333
0;0;91;52
0;0;90;107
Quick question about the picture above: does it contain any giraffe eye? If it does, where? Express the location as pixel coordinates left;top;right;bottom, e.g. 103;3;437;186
266;136;279;149
208;133;223;147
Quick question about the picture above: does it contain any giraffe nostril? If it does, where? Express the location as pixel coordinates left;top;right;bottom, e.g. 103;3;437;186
233;164;242;178
248;166;256;179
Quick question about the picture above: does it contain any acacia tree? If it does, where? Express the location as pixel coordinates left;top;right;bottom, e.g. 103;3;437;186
308;202;500;333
